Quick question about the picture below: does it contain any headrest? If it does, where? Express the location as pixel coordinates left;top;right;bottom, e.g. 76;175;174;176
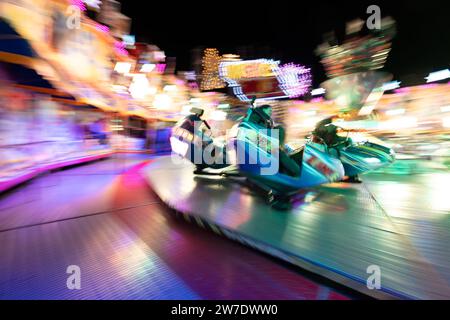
190;107;204;117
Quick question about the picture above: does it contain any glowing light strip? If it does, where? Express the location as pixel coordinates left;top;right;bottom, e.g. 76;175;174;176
275;63;312;98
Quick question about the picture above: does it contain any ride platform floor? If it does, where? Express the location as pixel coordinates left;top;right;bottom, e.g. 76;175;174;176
144;156;450;299
0;154;351;299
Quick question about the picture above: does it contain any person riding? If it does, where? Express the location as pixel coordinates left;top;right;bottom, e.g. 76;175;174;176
251;105;301;177
312;113;362;183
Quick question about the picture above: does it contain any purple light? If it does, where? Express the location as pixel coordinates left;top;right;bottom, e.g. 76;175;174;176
114;41;128;56
95;23;110;34
276;63;312;98
70;0;87;11
418;83;438;89
394;87;410;94
156;64;166;73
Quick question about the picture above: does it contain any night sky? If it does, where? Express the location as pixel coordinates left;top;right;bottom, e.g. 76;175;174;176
119;0;450;86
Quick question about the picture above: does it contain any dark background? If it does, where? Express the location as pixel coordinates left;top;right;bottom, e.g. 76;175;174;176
119;0;450;87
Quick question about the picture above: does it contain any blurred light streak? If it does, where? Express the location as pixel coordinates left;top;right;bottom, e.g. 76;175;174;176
426;69;450;83
382;81;401;91
140;64;156;73
443;117;450;128
385;108;406;116
311;88;326;96
114;62;132;74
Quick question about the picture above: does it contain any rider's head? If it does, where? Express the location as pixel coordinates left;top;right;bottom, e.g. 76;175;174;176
259;105;273;117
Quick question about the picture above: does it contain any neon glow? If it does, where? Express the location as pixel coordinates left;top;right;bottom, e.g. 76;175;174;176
276;63;312;98
156;64;166;74
70;0;87;11
114;41;128;56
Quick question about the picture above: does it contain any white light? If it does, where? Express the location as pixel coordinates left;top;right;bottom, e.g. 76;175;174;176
303;117;321;128
181;105;193;115
153;94;172;109
122;35;136;47
148;87;157;95
217;104;230;109
382;81;401;91
386;108;406;116
336;95;348;106
383;117;417;129
304;110;317;116
153;51;166;61
311;88;326;96
140;64;156;73
441;105;450;112
114;62;132;74
112;85;128;94
443;117;450;128
210;110;227;121
365;157;381;164
84;0;102;9
163;85;177;92
129;75;150;100
425;69;450;83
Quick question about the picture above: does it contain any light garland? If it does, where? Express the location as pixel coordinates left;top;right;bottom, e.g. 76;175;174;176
200;48;225;91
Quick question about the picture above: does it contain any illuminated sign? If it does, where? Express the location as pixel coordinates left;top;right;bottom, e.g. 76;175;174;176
222;60;276;79
220;60;312;102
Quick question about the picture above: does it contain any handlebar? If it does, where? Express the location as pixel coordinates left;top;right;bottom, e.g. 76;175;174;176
202;119;211;130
